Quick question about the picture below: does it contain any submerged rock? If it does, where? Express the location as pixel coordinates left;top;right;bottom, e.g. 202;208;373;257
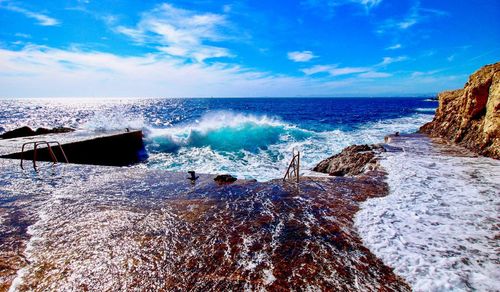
420;62;500;159
0;126;75;139
313;144;384;176
214;174;237;184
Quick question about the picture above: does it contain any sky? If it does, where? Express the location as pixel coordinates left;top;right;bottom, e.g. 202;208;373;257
0;0;499;97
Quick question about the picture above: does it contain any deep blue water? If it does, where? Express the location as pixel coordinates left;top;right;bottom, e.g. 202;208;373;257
0;97;438;180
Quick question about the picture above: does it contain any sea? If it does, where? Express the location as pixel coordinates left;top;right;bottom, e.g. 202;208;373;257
0;97;437;181
1;97;499;291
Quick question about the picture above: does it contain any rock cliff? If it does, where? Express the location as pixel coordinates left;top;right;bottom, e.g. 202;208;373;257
420;62;500;159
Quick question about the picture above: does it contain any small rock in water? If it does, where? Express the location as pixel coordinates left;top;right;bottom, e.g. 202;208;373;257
0;126;36;139
35;127;74;135
214;174;237;184
0;126;75;139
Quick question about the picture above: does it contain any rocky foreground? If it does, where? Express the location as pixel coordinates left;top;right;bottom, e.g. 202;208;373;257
420;62;500;159
0;157;410;291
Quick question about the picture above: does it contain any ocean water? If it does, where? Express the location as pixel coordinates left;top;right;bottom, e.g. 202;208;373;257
0;97;436;181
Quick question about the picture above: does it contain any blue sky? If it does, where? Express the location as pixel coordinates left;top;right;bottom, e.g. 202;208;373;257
0;0;499;97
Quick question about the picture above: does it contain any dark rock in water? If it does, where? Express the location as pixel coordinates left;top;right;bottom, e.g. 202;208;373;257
0;126;36;139
214;174;237;184
313;144;384;176
35;127;74;135
0;126;75;139
419;62;500;159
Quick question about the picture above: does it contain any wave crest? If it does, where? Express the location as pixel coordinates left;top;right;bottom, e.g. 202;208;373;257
147;111;311;153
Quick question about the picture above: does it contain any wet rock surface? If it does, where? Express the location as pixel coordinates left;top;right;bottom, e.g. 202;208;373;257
0;126;74;139
313;144;384;176
420;62;500;159
214;174;237;184
0;159;409;291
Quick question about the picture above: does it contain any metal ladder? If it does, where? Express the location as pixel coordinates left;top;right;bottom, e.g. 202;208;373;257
20;141;69;170
283;149;300;183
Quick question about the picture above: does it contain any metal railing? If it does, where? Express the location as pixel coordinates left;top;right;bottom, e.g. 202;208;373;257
20;141;69;170
283;149;300;183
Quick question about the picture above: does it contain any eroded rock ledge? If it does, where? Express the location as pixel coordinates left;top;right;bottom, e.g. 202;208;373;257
313;144;385;176
419;62;500;159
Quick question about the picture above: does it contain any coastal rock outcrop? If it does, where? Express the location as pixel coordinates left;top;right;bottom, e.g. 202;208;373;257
0;126;74;139
313;144;384;176
214;174;237;184
420;62;500;159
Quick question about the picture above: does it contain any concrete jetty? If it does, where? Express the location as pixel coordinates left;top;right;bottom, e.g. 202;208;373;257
0;130;146;166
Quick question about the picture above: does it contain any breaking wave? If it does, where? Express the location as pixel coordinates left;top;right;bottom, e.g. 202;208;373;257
142;110;434;180
146;112;312;153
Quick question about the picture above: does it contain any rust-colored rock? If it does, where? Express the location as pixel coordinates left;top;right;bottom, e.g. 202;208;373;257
420;62;500;159
313;144;384;176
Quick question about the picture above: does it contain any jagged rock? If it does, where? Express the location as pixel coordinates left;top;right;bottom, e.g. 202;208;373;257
420;62;500;159
35;127;74;135
0;126;75;139
313;144;384;176
0;126;36;139
214;174;237;184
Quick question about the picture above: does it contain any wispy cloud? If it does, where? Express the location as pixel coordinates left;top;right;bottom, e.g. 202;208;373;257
377;56;408;66
386;43;402;50
288;51;317;62
302;55;405;78
378;1;448;33
116;3;233;62
0;45;353;97
303;0;383;12
0;44;466;97
302;65;371;76
359;71;392;78
0;2;59;26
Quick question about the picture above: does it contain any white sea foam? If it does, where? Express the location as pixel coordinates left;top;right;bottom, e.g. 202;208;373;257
355;138;500;291
415;107;437;113
144;111;434;181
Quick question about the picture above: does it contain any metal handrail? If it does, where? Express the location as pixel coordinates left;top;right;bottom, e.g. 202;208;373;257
47;141;69;163
283;149;300;183
20;141;68;170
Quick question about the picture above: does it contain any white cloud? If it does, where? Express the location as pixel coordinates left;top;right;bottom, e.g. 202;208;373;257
287;51;317;62
386;43;402;50
301;55;404;77
378;1;448;34
303;0;382;12
359;71;391;78
302;65;370;76
0;45;359;97
377;56;408;66
0;3;59;26
116;3;232;62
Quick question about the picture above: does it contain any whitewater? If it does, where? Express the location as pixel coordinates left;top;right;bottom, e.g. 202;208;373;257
355;136;500;291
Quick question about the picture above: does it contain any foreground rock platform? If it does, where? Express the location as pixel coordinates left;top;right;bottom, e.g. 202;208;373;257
420;62;500;159
0;158;409;291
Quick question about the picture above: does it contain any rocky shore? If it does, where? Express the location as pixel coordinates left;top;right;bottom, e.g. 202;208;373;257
420;62;499;159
